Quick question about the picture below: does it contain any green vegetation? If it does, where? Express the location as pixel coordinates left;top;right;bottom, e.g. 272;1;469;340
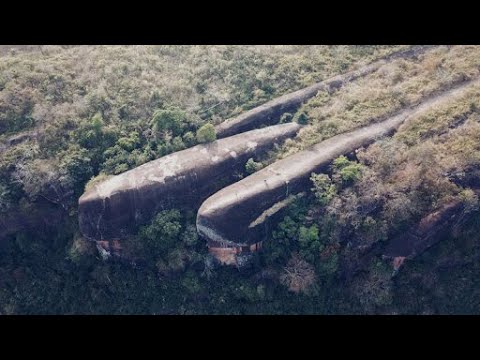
2;45;480;314
311;173;336;205
245;158;264;174
195;123;216;143
293;111;309;125
278;45;480;158
139;210;183;256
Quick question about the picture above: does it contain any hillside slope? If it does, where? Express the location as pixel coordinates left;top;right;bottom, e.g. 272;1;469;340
1;45;480;315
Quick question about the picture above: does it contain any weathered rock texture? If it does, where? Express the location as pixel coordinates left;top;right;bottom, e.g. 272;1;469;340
78;122;302;240
198;79;478;264
215;45;436;139
384;199;466;259
383;169;480;270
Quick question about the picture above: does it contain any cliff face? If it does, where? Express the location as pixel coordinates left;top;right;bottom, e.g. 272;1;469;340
383;169;480;265
384;199;466;259
78;122;301;241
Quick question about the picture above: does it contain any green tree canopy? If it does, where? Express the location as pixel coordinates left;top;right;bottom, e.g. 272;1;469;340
196;123;216;143
139;209;183;257
151;108;188;138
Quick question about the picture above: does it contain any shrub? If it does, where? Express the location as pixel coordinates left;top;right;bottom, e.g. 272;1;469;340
172;136;186;151
293;111;309;125
280;112;293;123
85;173;112;192
67;235;96;265
339;163;363;183
196;123;216;143
182;131;196;147
311;173;336;205
332;156;363;184
245;158;263;174
460;189;479;213
332;155;350;170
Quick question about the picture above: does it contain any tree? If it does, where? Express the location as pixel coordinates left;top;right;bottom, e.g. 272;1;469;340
117;132;140;152
181;224;199;247
75;113;117;153
280;253;317;294
196;123;216;143
298;225;322;263
91;112;104;132
151;108;188;138
13;159;59;202
59;145;93;195
351;261;393;312
139;209;183;257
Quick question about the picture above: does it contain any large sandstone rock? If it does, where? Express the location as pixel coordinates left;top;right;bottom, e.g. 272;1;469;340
384;199;466;259
214;45;435;138
78;122;302;241
197;79;476;264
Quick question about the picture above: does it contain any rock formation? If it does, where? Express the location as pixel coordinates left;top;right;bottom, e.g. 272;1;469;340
78;122;302;241
384;199;466;260
384;168;480;271
214;45;435;139
198;79;478;265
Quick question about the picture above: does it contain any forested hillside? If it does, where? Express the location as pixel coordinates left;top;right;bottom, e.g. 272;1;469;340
1;45;479;314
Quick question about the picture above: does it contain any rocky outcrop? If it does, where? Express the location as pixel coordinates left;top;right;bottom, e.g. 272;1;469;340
198;79;478;265
214;45;436;138
384;199;466;260
383;168;480;271
78;122;302;241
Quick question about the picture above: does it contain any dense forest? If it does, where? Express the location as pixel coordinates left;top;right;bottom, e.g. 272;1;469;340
1;45;480;314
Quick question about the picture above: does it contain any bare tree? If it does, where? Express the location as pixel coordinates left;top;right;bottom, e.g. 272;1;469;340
280;253;317;294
